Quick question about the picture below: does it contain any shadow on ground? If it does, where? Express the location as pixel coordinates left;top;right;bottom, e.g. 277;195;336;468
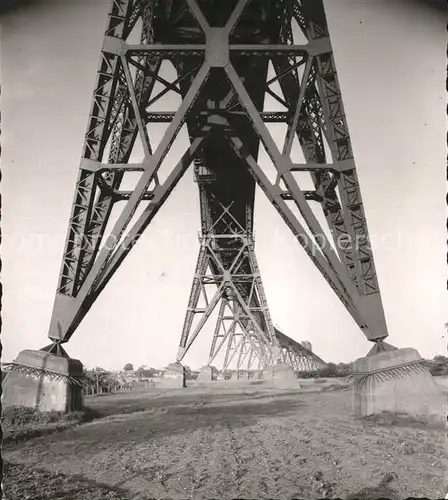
3;385;445;500
52;396;305;447
85;383;340;419
3;384;340;447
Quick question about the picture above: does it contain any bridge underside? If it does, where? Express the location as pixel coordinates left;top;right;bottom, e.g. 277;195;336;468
4;0;443;424
42;0;389;356
4;0;400;413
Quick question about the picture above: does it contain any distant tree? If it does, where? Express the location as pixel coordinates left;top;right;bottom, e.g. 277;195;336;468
433;355;448;363
135;366;156;378
297;370;319;379
315;362;352;378
123;363;134;372
85;368;117;394
317;362;337;378
427;356;448;376
336;362;353;377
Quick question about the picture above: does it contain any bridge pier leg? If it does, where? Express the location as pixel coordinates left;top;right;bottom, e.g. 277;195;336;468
263;362;300;389
352;343;444;423
160;362;186;389
2;348;84;413
197;365;216;383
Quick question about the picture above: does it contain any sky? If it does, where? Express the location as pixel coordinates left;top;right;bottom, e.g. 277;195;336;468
1;0;446;371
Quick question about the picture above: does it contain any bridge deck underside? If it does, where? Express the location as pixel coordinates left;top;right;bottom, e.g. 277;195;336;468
169;0;283;343
43;0;387;365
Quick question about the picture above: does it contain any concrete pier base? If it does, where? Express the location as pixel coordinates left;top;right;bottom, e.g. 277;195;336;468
2;349;84;413
227;371;246;381
353;347;445;420
197;366;217;383
264;363;300;389
160;363;186;388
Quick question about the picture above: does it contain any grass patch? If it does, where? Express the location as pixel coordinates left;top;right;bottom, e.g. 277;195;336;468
321;382;351;392
2;406;100;444
361;411;446;430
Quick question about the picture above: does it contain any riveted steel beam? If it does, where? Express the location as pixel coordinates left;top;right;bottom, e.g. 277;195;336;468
43;0;388;359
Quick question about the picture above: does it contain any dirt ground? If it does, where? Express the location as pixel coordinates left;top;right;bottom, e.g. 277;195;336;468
3;378;447;500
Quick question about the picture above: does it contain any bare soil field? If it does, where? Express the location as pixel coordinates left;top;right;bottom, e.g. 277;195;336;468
3;378;447;499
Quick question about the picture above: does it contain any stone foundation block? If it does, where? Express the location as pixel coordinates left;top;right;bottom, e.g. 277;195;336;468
197;366;217;383
160;363;186;388
238;371;250;380
2;349;84;413
264;363;300;389
353;347;445;420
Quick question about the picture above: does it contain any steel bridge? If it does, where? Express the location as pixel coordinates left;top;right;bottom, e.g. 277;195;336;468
210;326;325;374
34;0;388;375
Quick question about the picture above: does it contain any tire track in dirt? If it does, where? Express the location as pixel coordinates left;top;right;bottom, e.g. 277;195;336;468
243;393;369;499
278;410;389;498
235;414;333;500
170;401;233;500
273;416;351;499
333;421;446;498
253;418;319;499
118;389;445;499
182;403;254;499
120;401;231;500
202;423;241;499
221;418;290;499
4;385;445;499
270;400;446;500
119;430;208;498
173;404;261;499
225;421;252;495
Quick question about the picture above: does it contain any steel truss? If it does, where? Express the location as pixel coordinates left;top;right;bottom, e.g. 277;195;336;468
215;326;325;374
221;331;263;375
177;230;280;367
42;0;388;370
275;328;326;372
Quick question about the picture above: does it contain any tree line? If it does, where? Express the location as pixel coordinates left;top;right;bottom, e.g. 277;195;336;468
299;356;448;379
82;355;448;394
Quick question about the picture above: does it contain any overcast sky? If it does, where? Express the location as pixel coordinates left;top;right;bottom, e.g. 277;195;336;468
1;0;446;371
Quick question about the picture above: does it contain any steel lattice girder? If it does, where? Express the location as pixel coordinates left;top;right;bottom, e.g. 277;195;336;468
45;0;389;356
216;329;323;373
177;234;279;367
221;332;263;372
274;328;326;370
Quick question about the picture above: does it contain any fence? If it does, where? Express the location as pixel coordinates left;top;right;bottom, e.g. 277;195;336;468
83;378;159;397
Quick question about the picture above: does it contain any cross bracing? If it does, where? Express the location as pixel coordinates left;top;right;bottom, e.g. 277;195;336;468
38;0;388;371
